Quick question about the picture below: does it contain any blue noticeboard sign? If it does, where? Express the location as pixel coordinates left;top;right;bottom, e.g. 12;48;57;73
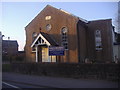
49;46;64;56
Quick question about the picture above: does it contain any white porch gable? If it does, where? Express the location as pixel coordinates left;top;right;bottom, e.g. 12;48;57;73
31;33;51;48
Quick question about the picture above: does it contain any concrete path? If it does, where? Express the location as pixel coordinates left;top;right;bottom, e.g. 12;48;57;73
2;72;119;88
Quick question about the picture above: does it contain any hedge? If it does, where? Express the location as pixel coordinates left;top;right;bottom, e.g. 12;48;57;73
2;63;120;81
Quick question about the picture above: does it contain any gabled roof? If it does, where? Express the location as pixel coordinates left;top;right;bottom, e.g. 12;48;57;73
48;5;88;23
2;40;18;47
31;32;58;47
25;5;88;28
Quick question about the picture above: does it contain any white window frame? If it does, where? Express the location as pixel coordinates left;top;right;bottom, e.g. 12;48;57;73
61;27;68;50
95;30;102;50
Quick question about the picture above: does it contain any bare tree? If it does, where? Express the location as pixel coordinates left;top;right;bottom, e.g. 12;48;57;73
118;1;120;33
118;2;120;62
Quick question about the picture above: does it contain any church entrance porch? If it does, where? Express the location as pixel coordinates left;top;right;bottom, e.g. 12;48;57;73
31;32;57;63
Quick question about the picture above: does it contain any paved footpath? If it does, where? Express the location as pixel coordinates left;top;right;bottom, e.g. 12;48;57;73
2;72;119;88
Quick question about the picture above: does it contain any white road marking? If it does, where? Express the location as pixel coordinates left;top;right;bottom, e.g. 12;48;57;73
2;81;20;89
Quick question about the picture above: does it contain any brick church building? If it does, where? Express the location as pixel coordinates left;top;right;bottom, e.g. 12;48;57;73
25;5;113;63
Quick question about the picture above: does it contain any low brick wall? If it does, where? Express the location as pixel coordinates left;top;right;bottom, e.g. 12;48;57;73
2;63;120;81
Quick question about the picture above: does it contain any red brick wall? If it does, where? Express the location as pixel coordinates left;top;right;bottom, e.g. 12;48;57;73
87;19;113;62
25;5;79;63
25;5;113;63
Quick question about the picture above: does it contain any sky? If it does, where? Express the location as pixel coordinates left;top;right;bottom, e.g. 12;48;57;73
0;2;118;51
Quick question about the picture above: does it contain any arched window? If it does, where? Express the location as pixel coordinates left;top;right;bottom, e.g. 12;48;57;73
95;30;102;50
61;27;68;50
46;24;52;31
32;32;37;41
32;32;37;52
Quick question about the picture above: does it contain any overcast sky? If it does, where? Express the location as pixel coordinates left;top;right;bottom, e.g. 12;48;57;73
0;2;118;51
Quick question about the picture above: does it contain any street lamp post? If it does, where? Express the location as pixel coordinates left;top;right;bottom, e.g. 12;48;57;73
7;37;12;63
0;31;2;90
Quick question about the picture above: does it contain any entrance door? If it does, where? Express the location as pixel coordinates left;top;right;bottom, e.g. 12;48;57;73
41;47;56;62
42;47;50;62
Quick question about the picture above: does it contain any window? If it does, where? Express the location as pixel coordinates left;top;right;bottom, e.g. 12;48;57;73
32;32;37;52
61;27;68;50
45;16;51;20
32;46;36;52
32;32;37;40
46;24;52;31
95;30;102;50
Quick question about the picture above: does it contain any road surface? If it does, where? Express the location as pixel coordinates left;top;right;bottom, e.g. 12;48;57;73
2;72;119;89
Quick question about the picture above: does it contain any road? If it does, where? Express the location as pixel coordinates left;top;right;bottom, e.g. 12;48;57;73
2;81;46;88
2;80;48;88
2;82;21;89
2;72;119;89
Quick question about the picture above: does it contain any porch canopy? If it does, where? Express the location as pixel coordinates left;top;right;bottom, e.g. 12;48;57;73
31;32;58;62
31;32;58;47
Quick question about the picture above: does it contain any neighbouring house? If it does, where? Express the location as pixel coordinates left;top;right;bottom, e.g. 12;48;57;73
113;31;120;63
2;40;18;62
25;5;113;63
